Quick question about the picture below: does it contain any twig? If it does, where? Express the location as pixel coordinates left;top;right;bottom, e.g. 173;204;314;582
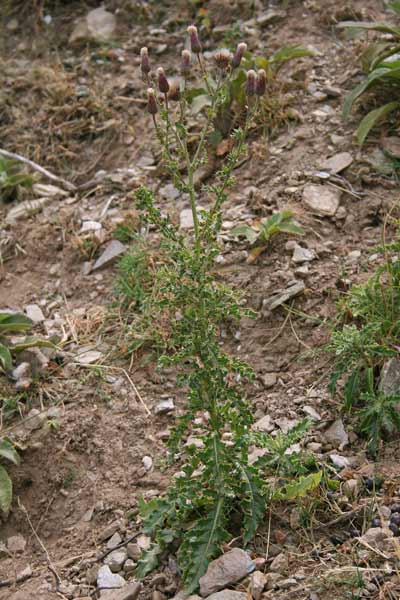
0;568;33;588
0;148;76;192
264;309;291;348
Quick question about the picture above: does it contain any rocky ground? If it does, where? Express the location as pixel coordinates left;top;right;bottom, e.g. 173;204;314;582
1;1;400;599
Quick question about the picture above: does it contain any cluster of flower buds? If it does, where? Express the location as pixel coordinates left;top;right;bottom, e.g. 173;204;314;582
246;69;267;97
141;25;266;116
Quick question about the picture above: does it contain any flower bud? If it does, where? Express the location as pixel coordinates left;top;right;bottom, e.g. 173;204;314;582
168;78;181;102
157;67;170;94
181;49;191;76
245;70;256;96
231;42;247;68
256;69;266;96
147;88;158;115
140;47;151;75
214;48;233;71
187;25;201;54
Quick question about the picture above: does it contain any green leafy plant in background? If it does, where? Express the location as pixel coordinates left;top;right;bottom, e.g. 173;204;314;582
122;27;319;592
339;4;400;144
0;157;33;203
0;312;53;372
327;218;400;454
187;44;313;140
230;210;304;261
0;438;20;513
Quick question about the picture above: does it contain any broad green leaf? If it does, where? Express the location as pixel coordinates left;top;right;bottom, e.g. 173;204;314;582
0;313;33;333
0;465;12;513
230;225;258;244
191;94;212;115
0;343;12;371
9;336;55;352
0;439;20;466
342;67;394;119
338;21;400;37
271;45;314;68
356;101;400;145
280;471;322;500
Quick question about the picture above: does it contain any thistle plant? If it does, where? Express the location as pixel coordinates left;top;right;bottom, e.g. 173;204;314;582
131;26;317;591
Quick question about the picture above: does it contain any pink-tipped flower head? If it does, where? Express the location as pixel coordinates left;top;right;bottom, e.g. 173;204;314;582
214;48;233;71
147;88;158;115
187;25;201;54
256;69;266;96
231;42;247;68
181;49;191;77
140;47;151;75
157;67;170;94
245;69;256;96
168;78;181;102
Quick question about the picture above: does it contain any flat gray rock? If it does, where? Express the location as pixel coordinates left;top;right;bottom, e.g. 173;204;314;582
324;419;349;449
321;152;353;174
303;184;340;217
206;592;247;600
92;240;126;271
199;548;255;597
99;582;142;600
380;358;400;397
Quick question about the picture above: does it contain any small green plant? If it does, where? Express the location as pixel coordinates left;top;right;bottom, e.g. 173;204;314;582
123;26;320;592
0;312;53;373
327;218;400;453
0;157;34;203
0;437;20;514
339;5;400;144
230;210;304;261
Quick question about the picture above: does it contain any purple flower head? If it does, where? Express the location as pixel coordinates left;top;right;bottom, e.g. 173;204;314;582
181;49;191;77
157;67;170;94
187;25;201;54
246;70;256;96
168;78;181;102
147;88;158;115
231;42;247;68
140;47;151;75
256;69;266;96
214;48;233;71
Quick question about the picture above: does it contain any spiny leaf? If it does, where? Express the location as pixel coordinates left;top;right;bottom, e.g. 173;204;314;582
178;496;229;593
0;439;20;466
356;101;400;145
135;543;163;578
138;497;170;535
238;465;266;544
0;343;12;372
0;465;12;514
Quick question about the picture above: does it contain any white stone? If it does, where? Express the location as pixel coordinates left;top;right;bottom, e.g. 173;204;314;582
199;549;255;596
25;304;45;323
97;565;125;590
